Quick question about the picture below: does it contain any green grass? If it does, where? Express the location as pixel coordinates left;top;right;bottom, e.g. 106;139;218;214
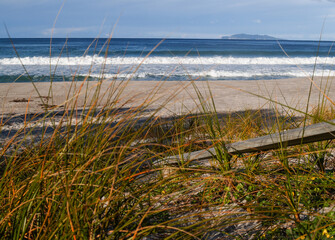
0;37;335;240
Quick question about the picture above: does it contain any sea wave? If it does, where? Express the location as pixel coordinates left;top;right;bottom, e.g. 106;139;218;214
1;56;335;66
80;69;333;80
0;68;332;83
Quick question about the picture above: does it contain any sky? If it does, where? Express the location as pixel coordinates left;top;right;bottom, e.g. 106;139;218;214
2;0;335;40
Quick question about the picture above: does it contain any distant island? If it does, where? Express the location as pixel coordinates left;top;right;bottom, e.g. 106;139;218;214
221;34;281;40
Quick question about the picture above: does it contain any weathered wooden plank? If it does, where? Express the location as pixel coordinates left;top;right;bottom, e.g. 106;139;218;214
162;119;335;163
228;119;335;154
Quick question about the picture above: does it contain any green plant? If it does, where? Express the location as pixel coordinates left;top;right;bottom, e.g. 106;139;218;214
2;28;335;240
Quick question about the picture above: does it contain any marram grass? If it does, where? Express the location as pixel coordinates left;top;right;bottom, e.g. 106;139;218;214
0;37;335;240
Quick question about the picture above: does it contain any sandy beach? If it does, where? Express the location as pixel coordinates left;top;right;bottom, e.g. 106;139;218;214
1;77;335;117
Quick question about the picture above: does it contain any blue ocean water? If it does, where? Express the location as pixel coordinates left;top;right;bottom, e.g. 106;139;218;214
0;38;335;82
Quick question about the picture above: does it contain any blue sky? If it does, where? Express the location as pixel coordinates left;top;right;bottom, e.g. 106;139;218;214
2;0;335;40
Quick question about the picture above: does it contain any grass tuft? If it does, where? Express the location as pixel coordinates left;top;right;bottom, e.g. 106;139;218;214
0;36;335;240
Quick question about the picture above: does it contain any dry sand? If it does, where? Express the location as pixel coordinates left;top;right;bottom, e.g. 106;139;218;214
1;77;335;117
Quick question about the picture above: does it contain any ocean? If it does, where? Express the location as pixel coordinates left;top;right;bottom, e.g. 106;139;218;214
0;38;335;82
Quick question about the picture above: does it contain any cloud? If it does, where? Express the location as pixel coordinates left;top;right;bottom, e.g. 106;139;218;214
313;0;335;2
42;27;93;36
253;19;262;24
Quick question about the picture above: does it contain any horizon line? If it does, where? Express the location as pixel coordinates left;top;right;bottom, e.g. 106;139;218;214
0;37;331;41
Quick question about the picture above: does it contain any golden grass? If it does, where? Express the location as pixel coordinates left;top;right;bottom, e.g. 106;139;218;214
0;36;334;240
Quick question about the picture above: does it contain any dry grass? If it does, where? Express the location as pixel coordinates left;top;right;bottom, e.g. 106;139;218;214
0;37;334;240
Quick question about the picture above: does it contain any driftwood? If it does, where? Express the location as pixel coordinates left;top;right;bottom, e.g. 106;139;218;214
163;119;335;163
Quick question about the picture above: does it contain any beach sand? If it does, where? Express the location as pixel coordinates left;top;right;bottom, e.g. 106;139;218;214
1;77;335;117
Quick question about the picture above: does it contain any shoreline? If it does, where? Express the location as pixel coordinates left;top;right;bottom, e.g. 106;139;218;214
1;77;335;117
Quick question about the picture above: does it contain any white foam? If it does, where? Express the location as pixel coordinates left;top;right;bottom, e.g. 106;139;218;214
81;69;333;80
1;56;335;66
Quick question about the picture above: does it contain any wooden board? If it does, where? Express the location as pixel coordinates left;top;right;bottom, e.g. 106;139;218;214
162;119;335;163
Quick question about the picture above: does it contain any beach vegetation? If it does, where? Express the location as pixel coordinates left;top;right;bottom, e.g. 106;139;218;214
0;34;335;240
